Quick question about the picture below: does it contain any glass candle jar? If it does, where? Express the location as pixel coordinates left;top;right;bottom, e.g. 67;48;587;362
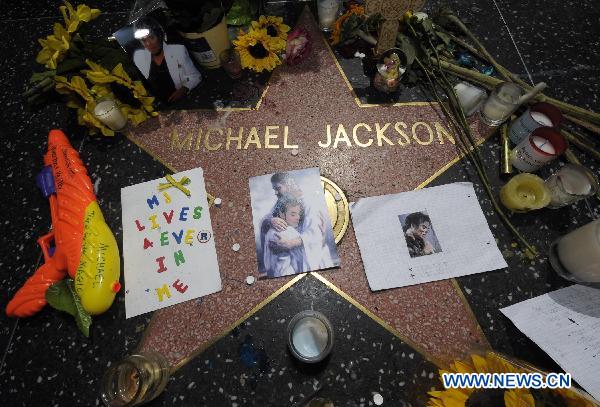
94;96;128;132
545;164;599;208
100;352;170;407
480;82;523;126
287;310;334;363
549;219;600;283
317;0;341;32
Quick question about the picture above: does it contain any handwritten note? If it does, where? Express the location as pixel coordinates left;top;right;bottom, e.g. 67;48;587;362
121;168;222;318
501;285;600;401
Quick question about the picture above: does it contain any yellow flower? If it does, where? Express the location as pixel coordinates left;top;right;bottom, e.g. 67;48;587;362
59;0;100;33
84;60;157;120
55;75;115;136
36;23;71;69
428;352;594;407
251;15;289;52
234;29;282;73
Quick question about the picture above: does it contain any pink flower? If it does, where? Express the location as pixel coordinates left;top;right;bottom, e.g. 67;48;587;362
284;27;311;66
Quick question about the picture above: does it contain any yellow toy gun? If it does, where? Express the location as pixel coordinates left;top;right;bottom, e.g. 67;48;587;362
6;130;121;318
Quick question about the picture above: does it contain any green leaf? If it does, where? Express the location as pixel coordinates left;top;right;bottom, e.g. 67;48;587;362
46;279;92;337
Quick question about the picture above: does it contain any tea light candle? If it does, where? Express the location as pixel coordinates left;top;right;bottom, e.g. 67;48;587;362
94;98;127;131
508;102;562;144
500;173;551;212
287;311;334;363
550;220;600;283
511;127;567;172
530;112;553;126
531;135;555;155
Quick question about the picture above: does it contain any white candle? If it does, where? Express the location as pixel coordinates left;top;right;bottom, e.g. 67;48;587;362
532;135;555;154
530;111;553;127
556;220;600;282
454;82;486;117
317;0;340;30
94;99;127;131
291;317;329;358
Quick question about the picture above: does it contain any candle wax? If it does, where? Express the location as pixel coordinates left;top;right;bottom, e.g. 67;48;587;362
292;317;329;358
557;220;600;282
532;135;556;154
500;173;551;211
530;111;553;127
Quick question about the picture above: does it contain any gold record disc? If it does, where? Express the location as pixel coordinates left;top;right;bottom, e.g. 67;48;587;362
320;176;350;244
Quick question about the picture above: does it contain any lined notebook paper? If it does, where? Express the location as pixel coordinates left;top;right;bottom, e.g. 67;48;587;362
501;285;600;401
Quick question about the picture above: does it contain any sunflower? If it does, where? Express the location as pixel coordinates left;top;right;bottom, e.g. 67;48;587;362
234;29;282;73
331;4;365;45
427;352;596;407
251;15;290;52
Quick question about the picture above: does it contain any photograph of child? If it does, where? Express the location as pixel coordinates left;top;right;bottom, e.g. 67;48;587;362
249;168;340;278
398;211;442;258
113;14;202;104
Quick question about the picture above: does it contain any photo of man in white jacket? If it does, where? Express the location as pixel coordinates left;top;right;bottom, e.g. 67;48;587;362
132;17;201;103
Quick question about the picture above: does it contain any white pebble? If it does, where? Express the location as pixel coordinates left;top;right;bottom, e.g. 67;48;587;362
246;276;255;285
214;197;222;207
373;393;384;405
291;148;299;156
334;192;341;201
232;243;240;252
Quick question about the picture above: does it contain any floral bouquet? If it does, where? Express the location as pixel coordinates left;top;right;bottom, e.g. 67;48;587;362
233;15;311;72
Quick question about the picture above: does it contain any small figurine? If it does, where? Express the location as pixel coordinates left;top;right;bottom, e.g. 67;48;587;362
374;51;405;93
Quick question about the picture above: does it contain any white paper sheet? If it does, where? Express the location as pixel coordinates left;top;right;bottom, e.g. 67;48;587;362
350;182;507;290
121;168;222;318
501;285;600;401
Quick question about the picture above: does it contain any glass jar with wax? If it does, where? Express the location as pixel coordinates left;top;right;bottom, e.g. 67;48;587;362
508;102;563;144
549;219;600;283
317;0;340;32
480;82;523;126
287;310;334;364
100;351;170;407
94;96;128;132
545;164;599;208
511;127;567;172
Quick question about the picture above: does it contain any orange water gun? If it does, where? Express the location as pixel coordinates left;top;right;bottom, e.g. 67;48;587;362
6;130;121;318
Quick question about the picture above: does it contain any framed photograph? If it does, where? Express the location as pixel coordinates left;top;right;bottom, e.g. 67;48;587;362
113;11;202;105
249;168;340;278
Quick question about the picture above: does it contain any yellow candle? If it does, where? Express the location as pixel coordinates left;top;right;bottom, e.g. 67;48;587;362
500;173;551;212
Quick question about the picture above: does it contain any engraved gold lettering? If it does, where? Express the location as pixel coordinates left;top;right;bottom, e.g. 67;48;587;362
394;122;411;146
194;128;203;150
333;124;351;148
171;130;192;150
283;126;298;149
243;127;262;149
265;125;279;149
226;127;243;150
375;123;394;146
205;128;223;151
352;123;373;147
319;124;333;148
434;122;455;144
412;122;434;145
